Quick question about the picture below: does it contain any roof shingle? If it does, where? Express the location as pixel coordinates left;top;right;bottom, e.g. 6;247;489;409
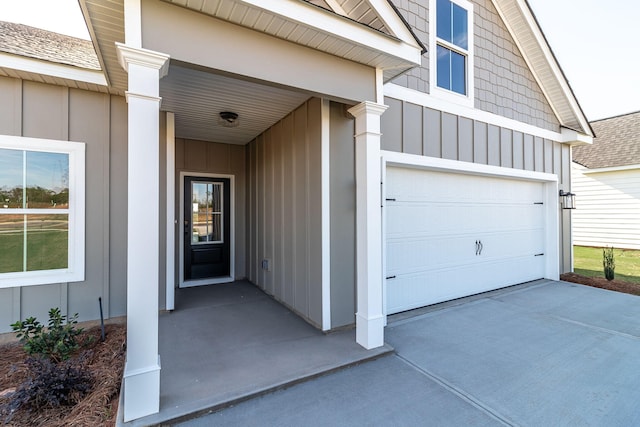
0;21;100;71
573;111;640;169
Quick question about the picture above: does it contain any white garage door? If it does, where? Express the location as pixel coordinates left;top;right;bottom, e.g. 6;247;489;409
385;166;547;314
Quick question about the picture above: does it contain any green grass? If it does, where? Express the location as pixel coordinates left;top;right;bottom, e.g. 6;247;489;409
573;246;640;284
0;230;67;273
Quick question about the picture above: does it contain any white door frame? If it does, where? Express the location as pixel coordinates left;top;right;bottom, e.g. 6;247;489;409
178;171;235;288
381;150;560;317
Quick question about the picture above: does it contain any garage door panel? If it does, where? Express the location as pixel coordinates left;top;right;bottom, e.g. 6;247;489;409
385;166;548;315
387;230;544;277
386;254;545;314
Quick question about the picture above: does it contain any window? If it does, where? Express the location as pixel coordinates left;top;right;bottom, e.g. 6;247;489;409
430;0;474;105
0;136;85;288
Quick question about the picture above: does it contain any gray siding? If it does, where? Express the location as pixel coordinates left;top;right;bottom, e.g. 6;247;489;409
246;98;324;328
329;102;356;328
0;76;127;333
381;96;573;272
390;0;560;132
174;138;247;281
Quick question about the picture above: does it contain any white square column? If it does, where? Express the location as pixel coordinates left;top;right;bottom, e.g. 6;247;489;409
116;43;170;422
348;101;388;350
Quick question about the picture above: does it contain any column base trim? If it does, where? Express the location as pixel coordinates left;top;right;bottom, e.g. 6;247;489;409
356;312;385;350
123;356;161;422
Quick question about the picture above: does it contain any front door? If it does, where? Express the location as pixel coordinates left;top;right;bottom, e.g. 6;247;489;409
183;176;231;282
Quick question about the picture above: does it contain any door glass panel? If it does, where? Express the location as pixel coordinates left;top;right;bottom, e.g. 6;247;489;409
191;181;223;244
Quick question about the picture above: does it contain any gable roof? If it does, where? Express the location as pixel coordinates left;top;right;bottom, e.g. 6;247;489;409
573;111;640;169
492;0;592;138
0;21;100;70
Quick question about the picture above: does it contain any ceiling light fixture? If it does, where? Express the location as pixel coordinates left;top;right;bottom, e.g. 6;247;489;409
218;111;239;128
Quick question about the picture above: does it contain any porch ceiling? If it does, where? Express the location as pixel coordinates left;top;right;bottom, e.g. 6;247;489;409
161;64;311;145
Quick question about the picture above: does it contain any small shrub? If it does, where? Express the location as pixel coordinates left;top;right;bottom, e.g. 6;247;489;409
603;246;615;281
10;308;83;363
1;354;93;423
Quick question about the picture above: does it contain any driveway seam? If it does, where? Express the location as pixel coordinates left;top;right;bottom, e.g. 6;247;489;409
394;354;517;427
547;315;640;341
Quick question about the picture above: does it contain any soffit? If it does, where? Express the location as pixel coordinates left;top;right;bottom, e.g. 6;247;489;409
79;0;127;95
492;0;593;137
161;64;311;144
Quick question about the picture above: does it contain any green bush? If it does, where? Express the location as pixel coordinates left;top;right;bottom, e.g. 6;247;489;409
11;308;83;363
603;246;615;281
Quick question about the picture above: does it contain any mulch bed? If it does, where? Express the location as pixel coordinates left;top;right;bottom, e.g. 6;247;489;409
0;323;125;427
560;272;640;296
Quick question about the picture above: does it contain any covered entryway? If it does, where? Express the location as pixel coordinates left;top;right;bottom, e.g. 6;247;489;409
383;153;560;315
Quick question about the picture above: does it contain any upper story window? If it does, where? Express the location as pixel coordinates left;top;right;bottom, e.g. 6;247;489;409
430;0;474;106
0;136;85;288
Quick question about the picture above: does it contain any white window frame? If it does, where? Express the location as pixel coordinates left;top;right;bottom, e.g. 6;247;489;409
0;135;85;288
429;0;475;108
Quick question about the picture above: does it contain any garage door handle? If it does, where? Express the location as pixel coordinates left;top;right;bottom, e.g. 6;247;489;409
475;240;483;255
386;275;396;280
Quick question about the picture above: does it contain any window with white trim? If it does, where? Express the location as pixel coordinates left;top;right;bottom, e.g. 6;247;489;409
430;0;474;105
0;136;85;288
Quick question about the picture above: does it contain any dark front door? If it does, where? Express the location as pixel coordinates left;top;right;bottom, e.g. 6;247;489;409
183;176;231;282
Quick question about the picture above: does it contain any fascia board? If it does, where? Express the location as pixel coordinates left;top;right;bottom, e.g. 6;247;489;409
0;52;107;86
561;128;593;146
492;0;592;137
367;0;423;49
582;164;640;174
238;0;422;66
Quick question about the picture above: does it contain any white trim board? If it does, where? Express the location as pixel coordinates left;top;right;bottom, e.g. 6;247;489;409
580;164;640;174
165;112;175;311
0;52;107;86
178;171;235;288
320;99;331;331
384;83;592;144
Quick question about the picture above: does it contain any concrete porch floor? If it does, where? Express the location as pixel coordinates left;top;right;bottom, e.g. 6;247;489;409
119;280;391;426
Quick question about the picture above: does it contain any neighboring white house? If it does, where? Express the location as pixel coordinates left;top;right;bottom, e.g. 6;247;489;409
0;0;593;421
572;111;640;250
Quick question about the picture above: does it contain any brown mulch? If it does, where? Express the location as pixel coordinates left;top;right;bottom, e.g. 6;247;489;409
560;272;640;296
0;323;125;427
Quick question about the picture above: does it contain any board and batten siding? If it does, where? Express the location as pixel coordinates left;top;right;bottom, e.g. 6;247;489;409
572;164;640;250
0;76;127;333
381;96;573;273
174;138;247;280
246;98;325;328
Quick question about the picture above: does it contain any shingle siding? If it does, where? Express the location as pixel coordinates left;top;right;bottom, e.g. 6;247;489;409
389;0;560;132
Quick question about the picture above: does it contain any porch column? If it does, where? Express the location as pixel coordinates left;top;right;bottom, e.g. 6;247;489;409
116;43;170;422
348;101;388;350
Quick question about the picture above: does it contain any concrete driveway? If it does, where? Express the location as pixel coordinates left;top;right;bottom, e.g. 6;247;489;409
177;280;640;426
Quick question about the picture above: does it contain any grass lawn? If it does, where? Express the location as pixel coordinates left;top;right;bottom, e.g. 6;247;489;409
0;229;67;273
573;246;640;285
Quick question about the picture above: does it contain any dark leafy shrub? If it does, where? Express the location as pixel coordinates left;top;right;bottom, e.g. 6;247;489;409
1;354;93;423
603;246;615;281
10;308;83;362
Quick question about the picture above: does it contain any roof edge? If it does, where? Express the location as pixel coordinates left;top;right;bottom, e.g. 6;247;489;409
492;0;593;138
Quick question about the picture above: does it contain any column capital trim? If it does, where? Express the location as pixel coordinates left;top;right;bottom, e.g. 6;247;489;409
116;42;170;77
125;91;163;105
348;101;388;118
